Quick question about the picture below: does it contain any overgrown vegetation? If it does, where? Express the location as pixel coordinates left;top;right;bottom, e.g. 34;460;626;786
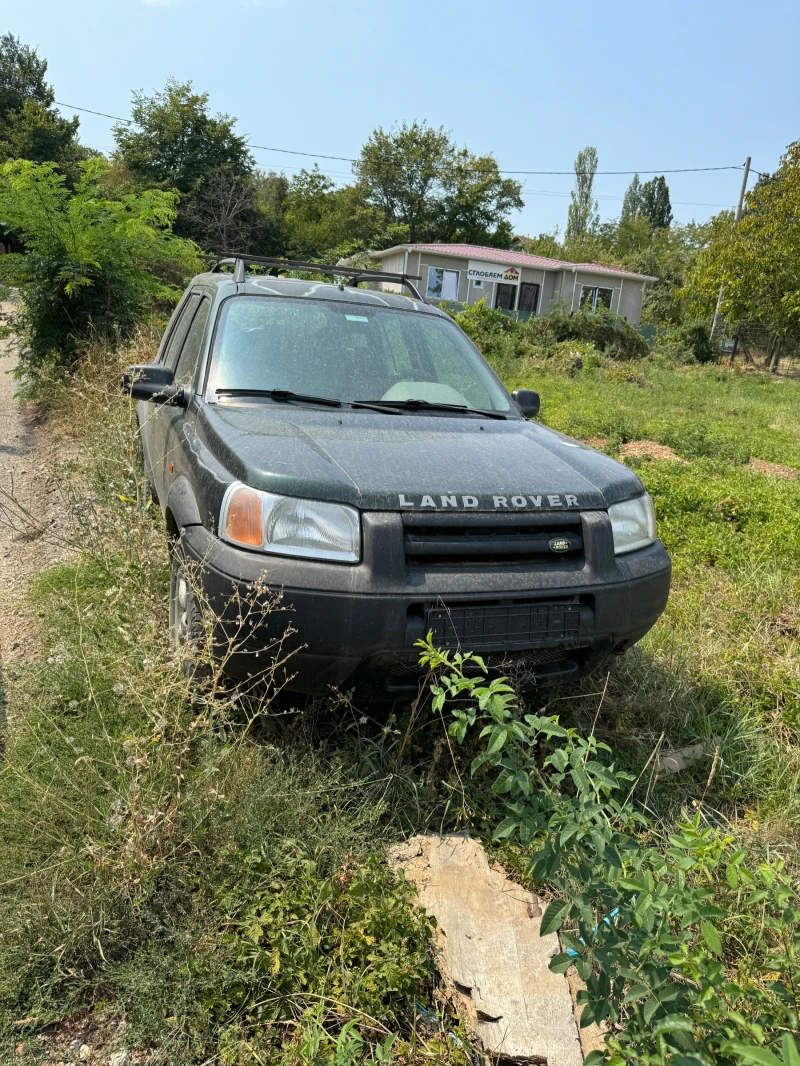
0;158;200;373
453;299;652;361
421;640;800;1064
2;321;799;1063
0;339;448;1065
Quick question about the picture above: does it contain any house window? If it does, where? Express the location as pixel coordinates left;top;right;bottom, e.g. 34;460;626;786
426;266;460;301
580;285;614;312
518;282;540;313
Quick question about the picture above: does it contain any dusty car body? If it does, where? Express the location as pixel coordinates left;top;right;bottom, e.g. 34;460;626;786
123;256;671;695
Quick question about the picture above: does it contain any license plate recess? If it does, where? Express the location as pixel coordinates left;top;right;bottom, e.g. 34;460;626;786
427;602;580;650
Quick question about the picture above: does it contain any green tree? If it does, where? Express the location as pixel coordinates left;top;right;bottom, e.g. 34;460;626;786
355;121;522;245
113;80;253;245
689;141;800;340
437;149;523;247
281;166;386;259
620;173;644;224
516;229;564;259
354;121;451;242
565;146;599;243
253;170;290;255
0;158;200;372
626;221;710;325
0;34;87;177
641;174;673;230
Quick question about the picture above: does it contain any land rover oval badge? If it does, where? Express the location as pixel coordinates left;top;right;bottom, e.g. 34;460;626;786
549;537;571;553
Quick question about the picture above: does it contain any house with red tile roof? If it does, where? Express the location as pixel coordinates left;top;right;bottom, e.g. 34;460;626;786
347;243;657;325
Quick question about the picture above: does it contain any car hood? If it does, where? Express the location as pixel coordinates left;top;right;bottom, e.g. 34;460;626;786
197;403;644;512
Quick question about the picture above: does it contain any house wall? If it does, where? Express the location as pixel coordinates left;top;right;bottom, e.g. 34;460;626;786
618;280;645;323
539;269;557;312
413;251;472;303
374;250;406;293
410;253;544;309
547;269;646;324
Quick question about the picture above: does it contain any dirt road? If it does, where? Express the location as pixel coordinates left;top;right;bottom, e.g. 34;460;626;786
0;305;70;666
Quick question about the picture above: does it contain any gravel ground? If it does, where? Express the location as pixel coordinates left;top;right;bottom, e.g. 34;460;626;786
0;304;73;669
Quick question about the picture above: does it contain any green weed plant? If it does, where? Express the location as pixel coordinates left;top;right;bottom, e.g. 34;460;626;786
420;639;800;1066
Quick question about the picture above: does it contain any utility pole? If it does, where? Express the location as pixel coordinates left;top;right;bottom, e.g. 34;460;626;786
710;157;751;340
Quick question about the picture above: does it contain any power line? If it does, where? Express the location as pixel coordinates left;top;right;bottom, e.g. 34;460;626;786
53;99;747;178
498;166;741;175
520;186;733;208
55;100;130;123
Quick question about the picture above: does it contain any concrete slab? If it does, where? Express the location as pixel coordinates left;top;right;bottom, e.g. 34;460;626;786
389;832;584;1066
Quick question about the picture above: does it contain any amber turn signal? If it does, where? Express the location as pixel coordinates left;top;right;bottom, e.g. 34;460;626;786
224;485;263;547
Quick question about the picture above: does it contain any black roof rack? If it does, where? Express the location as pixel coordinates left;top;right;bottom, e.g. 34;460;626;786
210;252;425;302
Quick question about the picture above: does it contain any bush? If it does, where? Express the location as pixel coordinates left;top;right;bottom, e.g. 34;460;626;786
450;297;515;340
545;304;650;360
451;300;649;362
0;157;201;375
678;322;718;364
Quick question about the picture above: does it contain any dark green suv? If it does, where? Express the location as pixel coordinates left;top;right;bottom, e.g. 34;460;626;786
122;256;670;695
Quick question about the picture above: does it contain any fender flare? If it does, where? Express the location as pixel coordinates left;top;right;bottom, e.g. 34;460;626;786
165;475;202;538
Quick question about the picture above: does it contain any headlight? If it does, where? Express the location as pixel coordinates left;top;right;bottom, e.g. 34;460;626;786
608;494;657;555
220;483;360;563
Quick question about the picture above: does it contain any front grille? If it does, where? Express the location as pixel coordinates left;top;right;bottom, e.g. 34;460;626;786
403;511;584;566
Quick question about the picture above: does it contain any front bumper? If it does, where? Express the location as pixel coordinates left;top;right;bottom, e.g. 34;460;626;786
181;509;671;695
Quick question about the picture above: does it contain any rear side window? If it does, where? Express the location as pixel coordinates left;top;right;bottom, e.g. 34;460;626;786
174;298;211;385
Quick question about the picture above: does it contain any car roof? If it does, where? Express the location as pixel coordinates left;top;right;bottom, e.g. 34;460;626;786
191;271;443;316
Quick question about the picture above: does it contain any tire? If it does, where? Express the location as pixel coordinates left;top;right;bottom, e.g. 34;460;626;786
168;547;211;681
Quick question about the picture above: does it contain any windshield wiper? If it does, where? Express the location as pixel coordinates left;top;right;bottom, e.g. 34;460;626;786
352;398;509;420
215;388;343;408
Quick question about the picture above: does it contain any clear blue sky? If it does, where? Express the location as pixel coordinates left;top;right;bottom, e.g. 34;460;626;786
4;0;798;235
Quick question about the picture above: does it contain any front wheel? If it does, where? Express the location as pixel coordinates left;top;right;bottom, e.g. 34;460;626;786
168;547;211;680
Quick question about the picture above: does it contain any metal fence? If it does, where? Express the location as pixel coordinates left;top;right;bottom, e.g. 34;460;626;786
725;323;800;373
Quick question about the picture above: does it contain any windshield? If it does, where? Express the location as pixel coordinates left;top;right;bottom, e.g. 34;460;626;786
205;296;513;413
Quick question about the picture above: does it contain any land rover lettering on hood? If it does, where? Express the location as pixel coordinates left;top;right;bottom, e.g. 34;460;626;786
123;255;671;696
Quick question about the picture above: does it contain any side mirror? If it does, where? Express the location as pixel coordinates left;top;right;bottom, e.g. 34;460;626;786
121;364;186;406
512;388;540;418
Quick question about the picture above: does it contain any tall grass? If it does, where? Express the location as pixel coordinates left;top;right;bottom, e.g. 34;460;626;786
493;353;800;836
2;328;799;1062
0;336;447;1066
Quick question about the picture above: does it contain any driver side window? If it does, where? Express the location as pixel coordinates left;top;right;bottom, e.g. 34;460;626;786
174;298;211;386
163;294;202;370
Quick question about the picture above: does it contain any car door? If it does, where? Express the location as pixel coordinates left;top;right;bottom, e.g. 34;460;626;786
139;293;197;489
158;295;213;506
147;293;204;502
